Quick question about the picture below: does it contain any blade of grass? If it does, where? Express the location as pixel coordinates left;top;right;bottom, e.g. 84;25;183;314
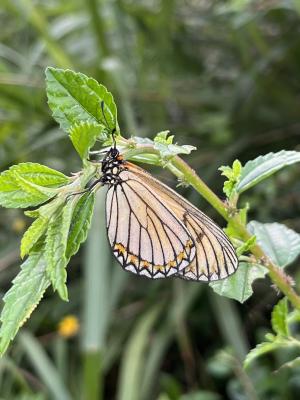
141;282;201;399
18;331;72;400
117;305;162;400
54;336;68;384
0;356;31;393
81;190;110;400
20;0;74;68
209;292;249;361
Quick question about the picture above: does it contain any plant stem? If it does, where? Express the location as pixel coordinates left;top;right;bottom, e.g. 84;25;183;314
83;352;102;400
124;144;300;311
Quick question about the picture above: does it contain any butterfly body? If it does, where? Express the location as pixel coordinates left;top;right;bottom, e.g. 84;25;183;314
99;147;238;281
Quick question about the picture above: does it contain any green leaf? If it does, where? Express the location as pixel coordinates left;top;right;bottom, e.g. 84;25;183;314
244;335;300;368
244;341;280;368
278;356;300;370
154;130;174;144
0;163;68;208
237;150;300;193
46;67;118;133
271;297;289;336
209;262;267;303
66;192;95;260
45;200;76;301
0;253;50;356
8;163;69;187
219;159;242;180
26;197;66;219
12;172;58;198
151;131;196;158
180;391;221;400
21;216;48;258
219;159;242;198
69;121;106;160
248;221;300;267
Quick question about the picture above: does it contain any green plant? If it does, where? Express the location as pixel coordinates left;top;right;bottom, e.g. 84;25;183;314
0;67;300;375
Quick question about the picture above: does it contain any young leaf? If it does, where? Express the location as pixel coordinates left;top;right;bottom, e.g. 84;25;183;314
237;150;300;193
219;159;242;198
46;67;118;133
154;131;174;144
271;297;289;336
66;192;95;260
244;335;300;368
0;163;68;208
21;216;48;258
244;341;280;368
209;262;267;303
45;200;76;301
69;121;106;160
152;131;196;158
248;221;300;267
278;356;300;371
0;252;50;356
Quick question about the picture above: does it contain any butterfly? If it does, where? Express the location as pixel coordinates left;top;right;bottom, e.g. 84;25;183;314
92;143;238;282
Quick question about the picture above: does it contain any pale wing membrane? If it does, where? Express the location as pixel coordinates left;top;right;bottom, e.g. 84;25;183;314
105;180;196;279
179;211;238;281
122;163;238;281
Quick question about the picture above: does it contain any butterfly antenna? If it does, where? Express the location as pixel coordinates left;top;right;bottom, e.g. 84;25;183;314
111;128;116;149
100;101;109;129
100;101;117;149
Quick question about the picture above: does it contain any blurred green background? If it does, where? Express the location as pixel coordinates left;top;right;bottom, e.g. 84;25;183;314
1;1;300;399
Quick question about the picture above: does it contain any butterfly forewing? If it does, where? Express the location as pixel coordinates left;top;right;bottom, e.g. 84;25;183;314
105;171;196;278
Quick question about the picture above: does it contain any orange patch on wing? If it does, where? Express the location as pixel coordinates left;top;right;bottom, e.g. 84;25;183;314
114;243;128;258
177;251;185;262
185;265;194;273
128;255;138;264
141;261;150;268
167;260;176;268
186;239;193;249
153;265;164;272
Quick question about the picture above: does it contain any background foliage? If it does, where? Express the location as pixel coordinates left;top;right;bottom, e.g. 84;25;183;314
0;1;300;399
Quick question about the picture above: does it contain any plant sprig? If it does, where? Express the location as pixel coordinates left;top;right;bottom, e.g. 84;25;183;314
0;67;299;357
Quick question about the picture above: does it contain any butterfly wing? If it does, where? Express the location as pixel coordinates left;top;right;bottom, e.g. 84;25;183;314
121;163;238;281
105;171;196;278
178;210;238;281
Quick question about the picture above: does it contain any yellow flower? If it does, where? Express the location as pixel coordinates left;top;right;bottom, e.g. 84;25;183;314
12;217;26;233
58;315;79;338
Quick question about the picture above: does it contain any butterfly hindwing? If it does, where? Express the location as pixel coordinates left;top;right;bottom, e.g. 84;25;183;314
178;210;238;281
